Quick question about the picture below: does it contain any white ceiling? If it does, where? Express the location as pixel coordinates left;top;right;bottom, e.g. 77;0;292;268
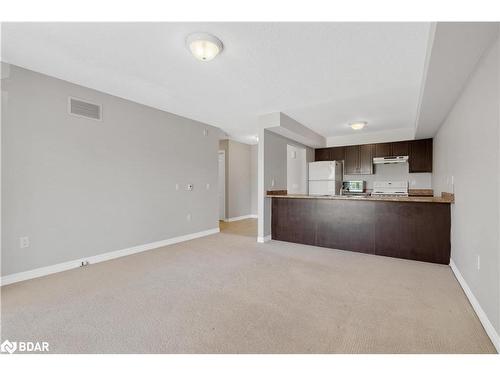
1;22;433;144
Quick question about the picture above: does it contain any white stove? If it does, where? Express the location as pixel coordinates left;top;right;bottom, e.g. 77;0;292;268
371;181;409;197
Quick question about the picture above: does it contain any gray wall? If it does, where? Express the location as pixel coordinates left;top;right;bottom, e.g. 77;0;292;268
227;140;251;218
286;144;307;194
218;139;255;219
433;35;500;335
262;130;314;236
250;144;258;215
2;65;220;276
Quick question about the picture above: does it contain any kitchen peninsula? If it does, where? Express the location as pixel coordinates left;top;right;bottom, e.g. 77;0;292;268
268;193;453;264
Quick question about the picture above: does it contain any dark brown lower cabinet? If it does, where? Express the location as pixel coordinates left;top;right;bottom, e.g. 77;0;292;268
373;202;450;263
271;198;451;264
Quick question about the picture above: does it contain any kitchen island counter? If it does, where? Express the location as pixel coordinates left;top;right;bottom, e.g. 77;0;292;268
269;195;451;264
267;194;453;204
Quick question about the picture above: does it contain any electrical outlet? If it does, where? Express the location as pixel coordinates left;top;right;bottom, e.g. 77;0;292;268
81;261;89;267
19;236;30;249
186;184;194;191
20;236;30;248
187;213;192;222
477;255;481;271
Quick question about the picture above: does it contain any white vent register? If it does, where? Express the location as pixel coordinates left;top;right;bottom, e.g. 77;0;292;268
68;97;102;121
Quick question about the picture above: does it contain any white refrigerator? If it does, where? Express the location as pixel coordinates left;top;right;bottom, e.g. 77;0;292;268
308;161;343;196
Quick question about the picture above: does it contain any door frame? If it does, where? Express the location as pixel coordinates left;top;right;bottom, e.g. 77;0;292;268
218;150;226;220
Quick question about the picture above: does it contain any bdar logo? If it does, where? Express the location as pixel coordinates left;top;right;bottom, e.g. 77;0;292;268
0;339;49;353
1;340;17;354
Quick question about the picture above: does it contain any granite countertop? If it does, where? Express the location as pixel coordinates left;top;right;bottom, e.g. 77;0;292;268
266;194;454;204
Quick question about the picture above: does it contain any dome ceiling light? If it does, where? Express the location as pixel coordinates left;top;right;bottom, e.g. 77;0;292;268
349;121;367;130
186;32;223;62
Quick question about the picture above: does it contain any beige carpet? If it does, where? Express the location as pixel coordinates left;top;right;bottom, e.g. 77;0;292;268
1;219;496;353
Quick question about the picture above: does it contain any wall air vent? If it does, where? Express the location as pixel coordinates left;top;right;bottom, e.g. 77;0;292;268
68;97;102;121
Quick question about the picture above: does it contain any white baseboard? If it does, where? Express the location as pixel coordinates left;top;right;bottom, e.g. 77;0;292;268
257;235;271;243
224;214;258;222
450;259;500;353
1;227;220;287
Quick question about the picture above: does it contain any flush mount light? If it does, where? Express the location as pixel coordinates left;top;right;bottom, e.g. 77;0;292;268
349;121;367;130
186;32;223;62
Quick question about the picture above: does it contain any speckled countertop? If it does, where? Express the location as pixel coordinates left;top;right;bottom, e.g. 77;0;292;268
266;194;453;204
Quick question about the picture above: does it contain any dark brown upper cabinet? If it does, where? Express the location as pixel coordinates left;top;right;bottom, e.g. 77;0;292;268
359;144;374;174
344;144;373;175
314;146;345;162
374;143;392;157
391;141;409;156
314;139;431;174
409;138;433;173
344;146;359;174
330;146;345;161
374;141;409;157
314;148;331;161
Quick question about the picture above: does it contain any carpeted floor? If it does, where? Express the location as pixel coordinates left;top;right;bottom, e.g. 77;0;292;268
1;219;496;353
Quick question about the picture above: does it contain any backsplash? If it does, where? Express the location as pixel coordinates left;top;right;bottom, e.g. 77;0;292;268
343;163;432;189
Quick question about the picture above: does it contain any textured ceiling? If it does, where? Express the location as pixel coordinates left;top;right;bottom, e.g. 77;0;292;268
2;22;431;144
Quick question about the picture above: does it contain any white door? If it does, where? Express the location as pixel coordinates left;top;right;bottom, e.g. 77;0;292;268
218;151;225;220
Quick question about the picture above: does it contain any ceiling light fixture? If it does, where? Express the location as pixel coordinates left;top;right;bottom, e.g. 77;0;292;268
186;32;223;62
349;121;367;130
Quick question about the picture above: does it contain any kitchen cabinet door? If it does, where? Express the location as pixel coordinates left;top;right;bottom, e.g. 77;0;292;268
391;141;409;156
409;139;433;173
344;146;360;175
330;146;345;161
374;143;392;157
358;144;374;174
315;148;330;161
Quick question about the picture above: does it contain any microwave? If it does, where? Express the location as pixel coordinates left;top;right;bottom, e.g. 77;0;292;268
342;180;366;194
